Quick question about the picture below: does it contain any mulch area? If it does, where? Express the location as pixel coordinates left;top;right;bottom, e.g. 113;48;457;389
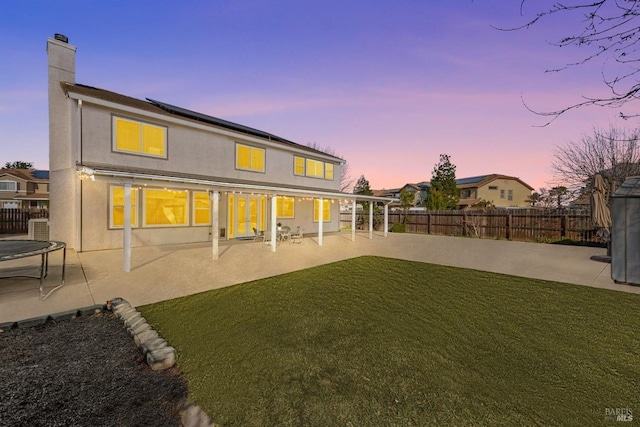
0;311;189;426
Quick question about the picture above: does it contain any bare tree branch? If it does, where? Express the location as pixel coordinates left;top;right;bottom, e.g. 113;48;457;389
496;1;640;122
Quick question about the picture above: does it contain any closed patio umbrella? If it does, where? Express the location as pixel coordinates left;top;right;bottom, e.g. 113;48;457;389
590;174;611;242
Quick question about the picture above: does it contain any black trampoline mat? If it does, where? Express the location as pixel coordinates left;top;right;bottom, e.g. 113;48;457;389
0;240;57;260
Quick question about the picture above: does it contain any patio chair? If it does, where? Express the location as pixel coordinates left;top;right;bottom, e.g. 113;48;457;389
253;228;264;243
279;226;291;243
263;230;274;246
290;226;304;244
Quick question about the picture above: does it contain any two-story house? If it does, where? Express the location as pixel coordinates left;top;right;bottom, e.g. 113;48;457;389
383;174;534;209
453;174;534;208
0;169;49;210
47;35;392;261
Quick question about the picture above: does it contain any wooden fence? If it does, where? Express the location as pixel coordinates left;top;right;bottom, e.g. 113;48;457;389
0;209;49;234
341;209;603;244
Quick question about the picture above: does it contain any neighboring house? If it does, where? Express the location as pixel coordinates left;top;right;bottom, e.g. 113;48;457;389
47;35;392;256
375;184;426;210
0;169;49;210
377;174;534;209
450;174;533;208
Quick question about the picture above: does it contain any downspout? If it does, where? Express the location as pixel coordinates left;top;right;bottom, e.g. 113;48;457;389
77;99;83;252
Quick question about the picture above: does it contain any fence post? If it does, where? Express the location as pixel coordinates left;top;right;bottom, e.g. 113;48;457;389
561;214;568;238
506;213;512;240
426;213;431;234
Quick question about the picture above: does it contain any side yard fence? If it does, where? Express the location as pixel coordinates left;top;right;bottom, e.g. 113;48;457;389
341;209;603;244
0;209;49;234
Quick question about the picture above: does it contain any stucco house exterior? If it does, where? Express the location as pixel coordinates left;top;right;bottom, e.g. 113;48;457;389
47;35;392;264
377;174;534;209
452;174;534;208
0;169;49;210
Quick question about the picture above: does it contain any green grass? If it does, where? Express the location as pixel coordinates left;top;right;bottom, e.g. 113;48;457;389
140;256;640;426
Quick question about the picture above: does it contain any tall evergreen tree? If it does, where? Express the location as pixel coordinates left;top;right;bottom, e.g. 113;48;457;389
3;161;33;169
427;154;458;210
353;175;373;212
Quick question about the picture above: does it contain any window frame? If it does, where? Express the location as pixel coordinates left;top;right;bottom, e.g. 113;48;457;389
109;185;139;229
235;143;266;173
112;116;168;159
508;189;513;201
192;191;211;226
313;199;332;222
276;196;295;218
142;188;190;228
0;180;17;192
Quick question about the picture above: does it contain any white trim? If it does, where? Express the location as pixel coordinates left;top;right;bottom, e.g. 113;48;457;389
192;190;212;226
0;180;17;192
141;187;190;228
86;167;397;203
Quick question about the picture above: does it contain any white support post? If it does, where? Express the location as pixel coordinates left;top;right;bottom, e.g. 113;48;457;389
384;203;389;237
123;182;132;272
211;190;219;260
318;197;323;246
271;195;277;252
369;201;374;239
351;199;356;242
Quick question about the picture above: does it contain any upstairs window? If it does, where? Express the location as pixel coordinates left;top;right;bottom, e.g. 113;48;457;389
325;163;334;180
236;143;265;172
113;117;167;158
0;181;17;192
508;190;513;201
306;159;324;178
294;157;305;176
294;156;335;181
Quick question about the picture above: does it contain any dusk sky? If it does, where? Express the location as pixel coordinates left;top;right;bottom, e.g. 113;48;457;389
0;1;628;192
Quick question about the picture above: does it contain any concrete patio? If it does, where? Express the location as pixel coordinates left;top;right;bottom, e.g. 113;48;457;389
1;232;637;324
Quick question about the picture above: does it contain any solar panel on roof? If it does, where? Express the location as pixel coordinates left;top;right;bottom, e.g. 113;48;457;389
456;175;487;185
32;170;49;179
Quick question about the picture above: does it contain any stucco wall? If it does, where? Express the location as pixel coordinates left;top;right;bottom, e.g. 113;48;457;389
78;104;341;192
478;179;532;208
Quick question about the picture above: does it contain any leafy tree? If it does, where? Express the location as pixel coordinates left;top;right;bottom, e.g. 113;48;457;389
549;186;569;209
3;161;33;169
353;174;374;211
527;191;543;207
427;154;458;210
398;188;414;224
552;126;640;196
501;1;640;122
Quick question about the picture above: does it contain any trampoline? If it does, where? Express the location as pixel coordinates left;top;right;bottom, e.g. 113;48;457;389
0;240;66;300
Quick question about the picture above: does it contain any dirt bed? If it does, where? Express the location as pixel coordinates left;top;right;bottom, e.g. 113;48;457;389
0;312;189;426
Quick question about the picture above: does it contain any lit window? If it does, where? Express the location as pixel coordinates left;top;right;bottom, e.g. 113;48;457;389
325;163;334;180
276;196;295;218
294;156;305;176
306;159;324;178
236;143;265;172
143;188;188;226
313;199;331;222
110;186;138;228
193;191;211;225
113;117;167;158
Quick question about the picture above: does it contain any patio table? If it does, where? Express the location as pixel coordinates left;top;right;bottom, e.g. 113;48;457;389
0;239;66;300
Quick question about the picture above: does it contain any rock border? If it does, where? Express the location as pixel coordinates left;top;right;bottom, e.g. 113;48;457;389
1;298;216;427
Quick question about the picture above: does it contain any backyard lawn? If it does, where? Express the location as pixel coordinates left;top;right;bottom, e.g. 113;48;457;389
140;256;639;426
